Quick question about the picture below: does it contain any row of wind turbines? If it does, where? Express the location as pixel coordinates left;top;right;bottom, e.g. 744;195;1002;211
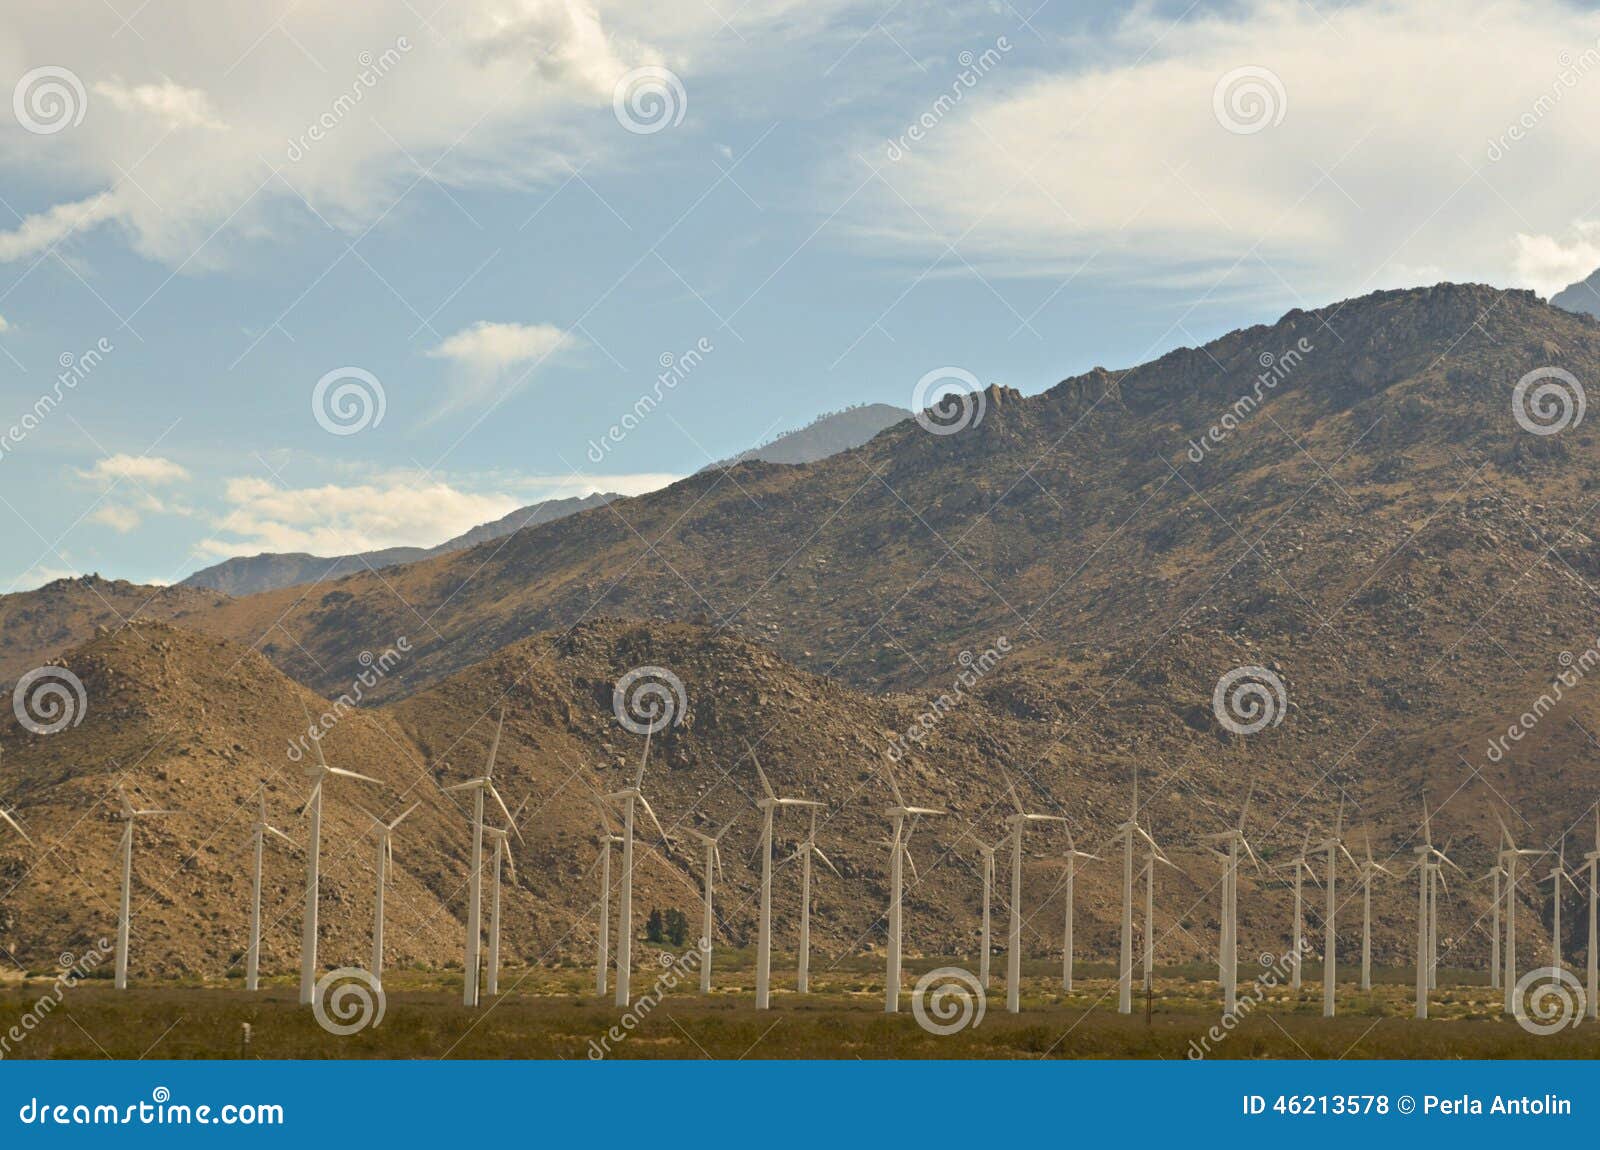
3;705;1596;1023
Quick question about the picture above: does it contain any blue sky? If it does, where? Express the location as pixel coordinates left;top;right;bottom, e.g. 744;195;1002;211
3;0;1600;588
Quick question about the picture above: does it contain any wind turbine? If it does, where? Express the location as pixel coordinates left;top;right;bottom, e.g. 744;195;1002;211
297;704;382;1005
483;823;520;997
591;799;624;997
359;802;419;991
606;730;671;1009
114;784;176;990
686;819;735;992
1114;771;1162;1014
1312;794;1357;1017
1001;767;1066;1014
1139;831;1178;995
1543;841;1580;975
1060;831;1099;993
1200;783;1259;1013
1278;831;1320;992
791;807;840;994
1586;810;1600;1020
1356;829;1394;992
751;743;821;1009
976;839;999;989
1497;812;1544;1014
246;787;295;992
1411;798;1462;1019
880;759;943;1012
443;707;517;1008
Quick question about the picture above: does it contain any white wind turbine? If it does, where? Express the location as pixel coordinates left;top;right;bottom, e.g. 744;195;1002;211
1114;772;1163;1014
592;799;624;997
1543;842;1579;975
1312;795;1357;1017
483;823;520;997
1000;767;1066;1014
791;806;840;994
442;706;517;1008
1586;810;1600;1020
297;704;382;1005
114;784;176;990
1476;857;1507;991
1200;784;1259;1013
1278;831;1320;992
360;802;420;990
881;759;943;1013
607;731;670;1008
686;820;735;992
1411;798;1462;1019
246;787;295;992
1060;831;1099;993
975;838;1000;989
1496;813;1544;1014
1356;829;1394;992
751;744;821;1009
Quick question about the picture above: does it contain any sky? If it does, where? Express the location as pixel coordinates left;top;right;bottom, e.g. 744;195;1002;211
3;0;1600;588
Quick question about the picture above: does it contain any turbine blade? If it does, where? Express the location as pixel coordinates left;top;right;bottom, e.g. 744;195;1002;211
0;807;33;845
486;784;517;835
813;846;842;877
484;706;505;780
388;801;422;830
637;794;671;852
633;728;652;790
326;766;381;785
1000;765;1025;816
881;758;908;809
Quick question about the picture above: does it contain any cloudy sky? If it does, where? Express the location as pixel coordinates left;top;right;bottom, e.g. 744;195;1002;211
3;0;1600;588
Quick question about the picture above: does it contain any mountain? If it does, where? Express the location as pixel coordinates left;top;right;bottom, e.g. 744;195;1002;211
178;492;620;596
1551;268;1600;320
707;403;911;469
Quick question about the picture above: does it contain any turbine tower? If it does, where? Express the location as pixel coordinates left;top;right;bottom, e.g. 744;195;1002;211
1139;830;1177;995
1114;771;1161;1014
1060;831;1099;993
1312;794;1356;1017
483;823;520;997
1496;812;1543;1014
1278;831;1319;992
247;786;294;992
751;743;821;1010
880;759;943;1012
297;703;382;1005
976;838;1000;989
114;784;176;990
1356;829;1394;992
1001;767;1066;1014
605;730;669;1008
591;799;624;997
790;807;840;994
1200;783;1259;1013
686;820;734;992
1543;842;1579;974
443;706;515;1008
1411;798;1461;1019
361;802;420;992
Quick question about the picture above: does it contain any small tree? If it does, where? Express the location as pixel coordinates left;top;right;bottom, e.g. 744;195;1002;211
664;908;689;948
645;908;665;943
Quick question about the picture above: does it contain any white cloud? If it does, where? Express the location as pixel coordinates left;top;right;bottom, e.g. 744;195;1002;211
92;78;223;130
859;0;1600;298
77;454;191;485
426;320;577;416
1514;222;1600;297
89;504;142;533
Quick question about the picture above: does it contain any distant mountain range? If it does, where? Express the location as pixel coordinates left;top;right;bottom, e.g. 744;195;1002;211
1550;268;1600;319
706;403;910;469
180;491;619;596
